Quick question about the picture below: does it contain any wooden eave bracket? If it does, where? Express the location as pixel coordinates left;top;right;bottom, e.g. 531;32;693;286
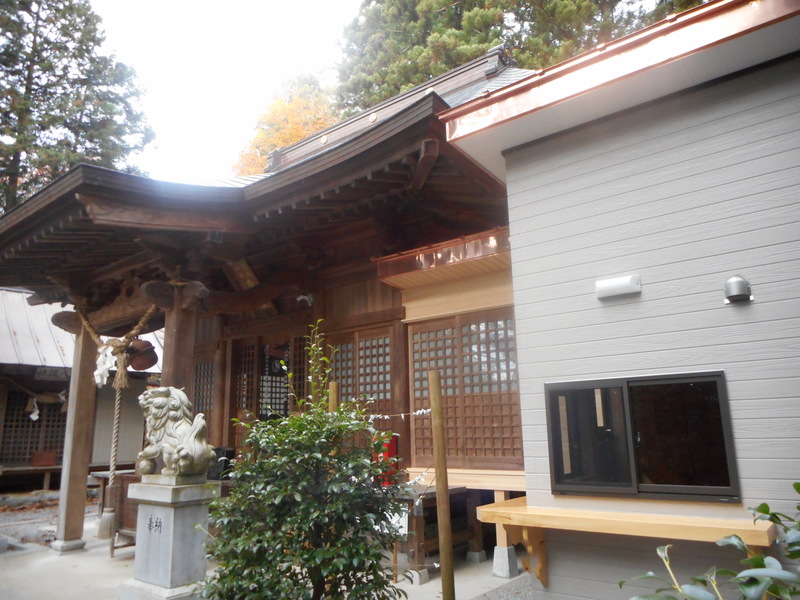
408;139;439;192
477;497;777;588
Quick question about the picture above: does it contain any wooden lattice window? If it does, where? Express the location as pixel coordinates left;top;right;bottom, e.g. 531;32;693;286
192;358;215;414
0;391;67;466
232;340;258;414
288;335;307;408
232;336;305;420
409;307;522;470
330;328;393;428
258;347;289;419
358;333;392;423
330;340;356;403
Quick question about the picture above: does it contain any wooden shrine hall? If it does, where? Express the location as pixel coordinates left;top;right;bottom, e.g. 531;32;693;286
0;46;530;553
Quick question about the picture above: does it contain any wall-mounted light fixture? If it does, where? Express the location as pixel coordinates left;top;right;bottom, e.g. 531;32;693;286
596;275;641;299
724;275;752;304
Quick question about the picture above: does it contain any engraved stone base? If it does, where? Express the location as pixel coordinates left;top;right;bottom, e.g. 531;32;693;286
118;481;219;599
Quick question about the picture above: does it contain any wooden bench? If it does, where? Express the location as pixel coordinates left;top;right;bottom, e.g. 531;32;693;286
107;472;141;557
477;496;777;587
1;451;61;490
402;485;483;571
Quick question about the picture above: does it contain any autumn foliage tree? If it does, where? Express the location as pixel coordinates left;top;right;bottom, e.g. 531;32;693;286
234;76;339;176
0;0;152;212
335;0;706;113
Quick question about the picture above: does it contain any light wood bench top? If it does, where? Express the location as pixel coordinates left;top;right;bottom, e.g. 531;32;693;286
477;496;776;547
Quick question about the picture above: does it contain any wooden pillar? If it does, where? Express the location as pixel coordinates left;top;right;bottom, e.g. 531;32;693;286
160;285;198;390
494;490;512;546
53;326;98;553
210;333;227;446
430;370;456;600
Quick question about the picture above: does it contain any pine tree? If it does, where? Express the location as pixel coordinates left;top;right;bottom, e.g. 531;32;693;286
0;0;153;212
335;0;705;113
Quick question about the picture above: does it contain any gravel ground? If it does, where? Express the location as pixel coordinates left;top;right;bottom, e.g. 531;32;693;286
0;492;98;547
470;574;535;599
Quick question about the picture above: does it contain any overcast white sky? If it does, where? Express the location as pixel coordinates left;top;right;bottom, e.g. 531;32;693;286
90;0;363;184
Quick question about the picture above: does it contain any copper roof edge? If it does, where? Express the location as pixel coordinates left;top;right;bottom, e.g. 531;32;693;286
375;226;510;264
439;0;800;126
374;227;510;281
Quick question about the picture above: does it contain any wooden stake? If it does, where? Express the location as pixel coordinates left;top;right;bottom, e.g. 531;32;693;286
328;381;339;412
429;370;455;600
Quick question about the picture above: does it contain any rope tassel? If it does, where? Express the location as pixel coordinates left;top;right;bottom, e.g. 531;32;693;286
76;304;157;541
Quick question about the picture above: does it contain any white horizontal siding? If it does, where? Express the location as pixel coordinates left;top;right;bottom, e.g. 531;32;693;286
504;56;800;598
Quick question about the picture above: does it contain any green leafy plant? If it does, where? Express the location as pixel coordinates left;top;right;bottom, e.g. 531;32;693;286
199;322;408;600
620;483;800;600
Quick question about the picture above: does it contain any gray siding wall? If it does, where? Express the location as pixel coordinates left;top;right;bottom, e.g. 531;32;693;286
504;55;800;598
91;379;146;465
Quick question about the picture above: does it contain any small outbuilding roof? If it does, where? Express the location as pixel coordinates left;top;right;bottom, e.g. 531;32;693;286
0;287;163;370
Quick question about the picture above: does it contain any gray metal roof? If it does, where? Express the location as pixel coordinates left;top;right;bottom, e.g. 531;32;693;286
440;68;535;108
0;288;163;371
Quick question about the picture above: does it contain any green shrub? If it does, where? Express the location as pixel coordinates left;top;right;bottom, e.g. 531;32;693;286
620;483;800;600
199;323;408;600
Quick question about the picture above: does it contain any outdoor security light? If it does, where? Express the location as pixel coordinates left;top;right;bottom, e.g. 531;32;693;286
596;275;642;299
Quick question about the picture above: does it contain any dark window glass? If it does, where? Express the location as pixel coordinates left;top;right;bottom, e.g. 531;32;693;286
630;381;729;489
551;387;632;490
546;372;738;500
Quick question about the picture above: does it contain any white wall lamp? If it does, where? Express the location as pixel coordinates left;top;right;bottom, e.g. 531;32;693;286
724;275;753;304
596;275;642;299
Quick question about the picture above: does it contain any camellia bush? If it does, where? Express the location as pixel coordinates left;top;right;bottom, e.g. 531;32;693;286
199;323;408;600
621;483;800;600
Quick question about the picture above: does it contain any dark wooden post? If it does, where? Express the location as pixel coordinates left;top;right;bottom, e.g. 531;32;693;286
429;369;456;600
53;325;98;552
142;281;208;391
210;333;227;445
160;287;198;390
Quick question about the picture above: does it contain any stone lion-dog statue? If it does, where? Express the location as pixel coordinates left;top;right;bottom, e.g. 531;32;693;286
137;386;216;477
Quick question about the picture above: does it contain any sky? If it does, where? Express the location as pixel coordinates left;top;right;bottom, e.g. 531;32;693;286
90;0;363;184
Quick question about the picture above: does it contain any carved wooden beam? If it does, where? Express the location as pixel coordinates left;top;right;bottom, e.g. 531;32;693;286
88;250;162;284
202;273;308;315
140;280;209;310
76;193;256;234
51;291;162;336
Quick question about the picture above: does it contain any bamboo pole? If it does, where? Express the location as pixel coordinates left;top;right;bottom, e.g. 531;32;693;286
429;370;455;600
328;381;339;412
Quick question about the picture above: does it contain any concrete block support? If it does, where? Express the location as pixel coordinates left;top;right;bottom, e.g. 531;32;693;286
118;478;219;600
492;545;520;579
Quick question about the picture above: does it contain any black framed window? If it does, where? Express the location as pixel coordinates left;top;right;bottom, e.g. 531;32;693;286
545;372;739;501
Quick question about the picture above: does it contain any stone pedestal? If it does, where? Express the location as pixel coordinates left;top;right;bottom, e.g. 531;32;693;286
118;476;219;600
492;545;520;578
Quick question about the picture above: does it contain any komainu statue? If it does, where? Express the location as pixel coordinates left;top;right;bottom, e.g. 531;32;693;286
137;386;216;477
